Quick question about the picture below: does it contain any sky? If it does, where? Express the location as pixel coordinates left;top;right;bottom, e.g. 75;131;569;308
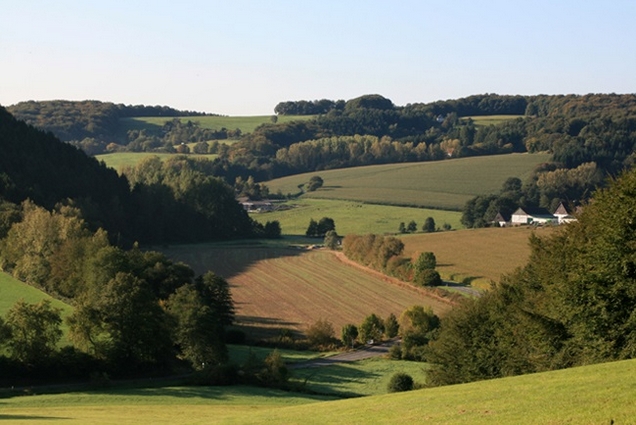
2;0;636;116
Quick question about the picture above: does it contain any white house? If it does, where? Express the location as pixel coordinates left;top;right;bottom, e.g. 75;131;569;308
553;202;577;224
511;207;557;225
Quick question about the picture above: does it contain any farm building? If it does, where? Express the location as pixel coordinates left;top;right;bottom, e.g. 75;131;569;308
553;202;578;224
510;207;557;225
492;212;510;227
238;198;275;212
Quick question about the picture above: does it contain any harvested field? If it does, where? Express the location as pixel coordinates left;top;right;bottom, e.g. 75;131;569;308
401;225;558;288
162;244;452;340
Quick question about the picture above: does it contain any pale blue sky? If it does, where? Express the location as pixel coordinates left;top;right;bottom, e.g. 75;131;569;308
2;1;635;115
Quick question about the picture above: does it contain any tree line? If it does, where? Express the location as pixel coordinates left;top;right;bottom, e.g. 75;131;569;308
6;100;213;144
0;201;235;383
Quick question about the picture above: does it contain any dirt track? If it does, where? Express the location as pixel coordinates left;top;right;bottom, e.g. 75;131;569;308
290;338;400;369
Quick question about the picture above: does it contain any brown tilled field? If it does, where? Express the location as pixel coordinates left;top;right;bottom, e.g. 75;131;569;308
162;245;452;339
401;225;558;288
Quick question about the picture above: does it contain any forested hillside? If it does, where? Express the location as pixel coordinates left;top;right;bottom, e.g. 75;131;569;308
0;107;277;385
0;107;268;245
7;94;636;224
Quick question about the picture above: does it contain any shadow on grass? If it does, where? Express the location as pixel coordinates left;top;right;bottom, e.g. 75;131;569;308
0;414;70;420
292;363;380;398
80;383;332;402
233;315;302;341
159;240;310;279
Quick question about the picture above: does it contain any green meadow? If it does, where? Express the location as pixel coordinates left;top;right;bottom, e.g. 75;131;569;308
95;152;216;172
463;115;525;126
252;198;463;236
266;153;551;210
120;114;315;135
1;358;633;424
0;272;74;346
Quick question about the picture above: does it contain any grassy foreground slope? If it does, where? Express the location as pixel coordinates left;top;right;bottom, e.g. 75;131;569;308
266;153;551;210
161;244;452;339
2;359;634;424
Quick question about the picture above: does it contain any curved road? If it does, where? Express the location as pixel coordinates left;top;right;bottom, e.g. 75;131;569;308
290;339;399;369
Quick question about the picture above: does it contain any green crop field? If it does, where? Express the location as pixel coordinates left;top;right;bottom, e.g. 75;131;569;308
160;244;452;339
253;198;463;236
265;153;551;211
400;226;557;289
462;114;525;126
2;358;634;424
120;114;315;136
95;152;216;172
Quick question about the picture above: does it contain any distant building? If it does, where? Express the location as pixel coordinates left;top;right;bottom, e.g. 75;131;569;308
492;212;510;227
553;201;577;224
238;198;275;212
511;207;557;225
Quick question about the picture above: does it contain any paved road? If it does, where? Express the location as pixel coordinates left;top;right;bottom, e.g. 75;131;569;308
442;281;483;297
290;339;399;369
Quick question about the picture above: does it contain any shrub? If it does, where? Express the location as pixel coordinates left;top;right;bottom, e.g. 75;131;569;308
306;318;336;348
387;372;414;392
415;269;442;287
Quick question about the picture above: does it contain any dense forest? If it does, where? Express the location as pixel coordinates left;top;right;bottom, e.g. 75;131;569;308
0;107;275;245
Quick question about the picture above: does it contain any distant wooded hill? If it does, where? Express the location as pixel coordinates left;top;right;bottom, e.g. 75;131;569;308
6;93;636;217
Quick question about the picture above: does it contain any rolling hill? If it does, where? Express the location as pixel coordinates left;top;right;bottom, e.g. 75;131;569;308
265;153;551;210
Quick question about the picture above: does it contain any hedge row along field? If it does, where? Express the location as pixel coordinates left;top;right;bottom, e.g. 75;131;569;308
160;244;452;340
265;152;551;210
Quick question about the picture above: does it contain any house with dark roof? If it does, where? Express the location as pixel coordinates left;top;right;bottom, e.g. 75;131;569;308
511;207;557;225
492;212;510;227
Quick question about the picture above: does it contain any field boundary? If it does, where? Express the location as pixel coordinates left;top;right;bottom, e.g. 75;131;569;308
331;251;457;307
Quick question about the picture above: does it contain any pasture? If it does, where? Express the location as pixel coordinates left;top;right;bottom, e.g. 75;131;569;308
0;272;74;345
120;114;315;136
265;153;551;210
400;226;557;289
160;244;452;340
2;357;634;424
462;114;525;127
95;152;216;172
253;198;463;236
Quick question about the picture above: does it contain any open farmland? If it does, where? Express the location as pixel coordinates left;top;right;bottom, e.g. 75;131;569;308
265;153;551;210
253;198;463;236
161;244;452;339
463;114;524;127
96;152;216;172
2;357;634;424
119;114;315;136
400;226;557;289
